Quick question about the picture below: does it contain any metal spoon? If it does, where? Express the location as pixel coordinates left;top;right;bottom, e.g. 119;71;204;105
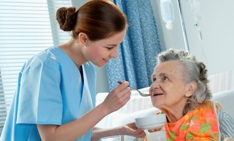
135;89;151;97
117;81;151;97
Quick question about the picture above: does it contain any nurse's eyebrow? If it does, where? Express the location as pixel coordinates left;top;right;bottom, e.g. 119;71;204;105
106;44;118;47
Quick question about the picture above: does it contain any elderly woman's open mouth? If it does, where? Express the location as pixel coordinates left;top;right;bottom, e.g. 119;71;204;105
153;93;164;96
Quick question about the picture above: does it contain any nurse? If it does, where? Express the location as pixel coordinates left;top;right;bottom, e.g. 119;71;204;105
0;0;146;141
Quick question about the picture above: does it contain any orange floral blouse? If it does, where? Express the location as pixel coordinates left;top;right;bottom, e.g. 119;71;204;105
144;101;220;141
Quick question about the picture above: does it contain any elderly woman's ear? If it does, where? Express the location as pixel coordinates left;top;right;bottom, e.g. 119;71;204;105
185;81;197;97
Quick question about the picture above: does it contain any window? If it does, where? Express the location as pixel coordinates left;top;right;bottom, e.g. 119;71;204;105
0;0;72;135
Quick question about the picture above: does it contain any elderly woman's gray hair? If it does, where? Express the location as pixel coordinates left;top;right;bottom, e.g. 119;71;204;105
156;48;212;114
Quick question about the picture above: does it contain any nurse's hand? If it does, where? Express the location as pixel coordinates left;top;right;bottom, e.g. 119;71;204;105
121;122;146;138
102;81;131;113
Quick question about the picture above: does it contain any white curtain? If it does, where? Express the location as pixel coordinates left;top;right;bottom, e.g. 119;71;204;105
0;0;72;135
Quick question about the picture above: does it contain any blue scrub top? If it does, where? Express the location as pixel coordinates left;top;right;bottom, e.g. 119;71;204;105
0;47;96;141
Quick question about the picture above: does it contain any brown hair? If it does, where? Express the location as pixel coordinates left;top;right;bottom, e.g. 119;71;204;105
56;0;128;41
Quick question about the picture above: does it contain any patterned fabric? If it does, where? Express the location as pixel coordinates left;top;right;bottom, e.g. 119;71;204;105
106;0;162;90
143;101;220;141
216;109;234;140
165;101;220;141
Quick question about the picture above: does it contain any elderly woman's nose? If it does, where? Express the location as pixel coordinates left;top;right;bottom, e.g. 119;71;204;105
149;83;160;94
151;81;161;89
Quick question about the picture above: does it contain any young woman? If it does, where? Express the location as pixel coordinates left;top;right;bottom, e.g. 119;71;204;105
0;0;145;141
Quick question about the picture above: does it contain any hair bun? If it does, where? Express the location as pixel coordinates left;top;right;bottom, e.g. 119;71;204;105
56;7;77;31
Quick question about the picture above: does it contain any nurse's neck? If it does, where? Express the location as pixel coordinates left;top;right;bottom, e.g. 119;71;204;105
59;38;88;68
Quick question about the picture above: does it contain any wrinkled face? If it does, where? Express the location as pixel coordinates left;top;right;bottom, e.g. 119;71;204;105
149;61;190;110
83;30;126;67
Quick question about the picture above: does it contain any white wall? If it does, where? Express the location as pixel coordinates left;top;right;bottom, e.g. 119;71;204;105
73;0;234;93
190;0;234;75
151;0;234;76
71;0;87;7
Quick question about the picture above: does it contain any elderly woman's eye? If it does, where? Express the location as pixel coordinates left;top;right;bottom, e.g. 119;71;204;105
152;78;156;82
161;76;168;81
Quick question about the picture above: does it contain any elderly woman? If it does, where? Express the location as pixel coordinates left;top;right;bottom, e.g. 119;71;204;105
148;49;234;140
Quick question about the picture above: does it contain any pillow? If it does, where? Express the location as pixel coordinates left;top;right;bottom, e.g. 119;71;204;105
212;89;234;118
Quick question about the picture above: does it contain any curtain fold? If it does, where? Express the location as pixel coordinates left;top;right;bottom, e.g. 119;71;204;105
106;0;162;90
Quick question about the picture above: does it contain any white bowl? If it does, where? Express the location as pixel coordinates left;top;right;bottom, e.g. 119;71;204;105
135;114;166;130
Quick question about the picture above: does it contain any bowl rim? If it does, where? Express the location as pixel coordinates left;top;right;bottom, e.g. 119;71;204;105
136;122;166;129
135;114;166;126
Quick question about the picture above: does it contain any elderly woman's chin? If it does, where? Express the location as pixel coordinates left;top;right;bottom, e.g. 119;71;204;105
151;95;164;108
